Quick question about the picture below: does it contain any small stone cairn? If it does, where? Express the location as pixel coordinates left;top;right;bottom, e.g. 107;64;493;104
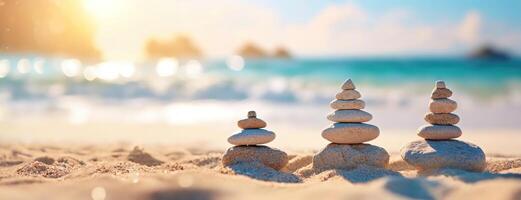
222;111;288;170
401;81;486;172
312;79;389;173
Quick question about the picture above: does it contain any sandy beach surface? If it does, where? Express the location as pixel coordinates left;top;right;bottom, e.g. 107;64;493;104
1;143;520;200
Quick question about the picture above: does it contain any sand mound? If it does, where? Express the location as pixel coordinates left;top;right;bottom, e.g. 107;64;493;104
281;155;313;173
486;158;521;172
17;161;69;178
127;147;164;167
93;161;151;176
179;153;221;169
222;162;301;183
16;156;84;178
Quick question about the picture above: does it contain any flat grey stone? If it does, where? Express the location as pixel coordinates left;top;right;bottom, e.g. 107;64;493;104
401;140;486;172
228;129;275;145
237;118;267;129
424;113;460;125
431;88;452;99
429;98;457;114
327;110;372;123
417;125;462;140
335;90;361;100
222;145;288;170
330;99;365;110
322;123;379;144
312;143;389;173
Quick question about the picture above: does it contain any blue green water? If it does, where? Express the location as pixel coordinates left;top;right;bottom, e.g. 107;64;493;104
1;55;521;101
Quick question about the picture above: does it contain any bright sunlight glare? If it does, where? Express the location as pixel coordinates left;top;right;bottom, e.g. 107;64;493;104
82;0;120;19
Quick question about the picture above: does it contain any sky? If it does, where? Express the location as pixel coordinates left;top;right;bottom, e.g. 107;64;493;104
84;0;521;60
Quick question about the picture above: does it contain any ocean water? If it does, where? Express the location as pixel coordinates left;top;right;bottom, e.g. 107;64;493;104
0;55;521;144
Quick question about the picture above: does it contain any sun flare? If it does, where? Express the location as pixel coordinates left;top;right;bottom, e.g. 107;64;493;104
82;0;119;19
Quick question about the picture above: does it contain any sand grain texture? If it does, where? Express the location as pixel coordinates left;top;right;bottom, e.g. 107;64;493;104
0;144;520;200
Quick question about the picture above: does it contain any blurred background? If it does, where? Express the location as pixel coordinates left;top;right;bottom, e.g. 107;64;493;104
0;0;520;152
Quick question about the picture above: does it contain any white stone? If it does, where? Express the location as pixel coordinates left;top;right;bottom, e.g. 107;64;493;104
417;125;462;140
327;110;372;123
228;129;275;145
322;123;379;144
401;139;486;172
330;99;365;110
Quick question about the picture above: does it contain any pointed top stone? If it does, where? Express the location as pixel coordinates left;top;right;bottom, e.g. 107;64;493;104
341;79;356;90
436;80;446;89
247;111;257;118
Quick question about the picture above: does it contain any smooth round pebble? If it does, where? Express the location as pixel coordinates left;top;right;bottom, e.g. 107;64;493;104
335;90;361;100
327;110;372;123
322;123;379;144
417;125;462;140
330;99;365;110
222;145;288;170
228;129;275;145
431;88;452;99
424;113;460;125
313;143;389;172
401;139;486;172
237;118;267;129
429;98;457;113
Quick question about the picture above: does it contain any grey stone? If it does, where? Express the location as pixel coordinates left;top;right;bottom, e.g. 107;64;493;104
222;145;288;170
417;125;462;140
327;109;372;123
401;139;486;172
228;129;275;145
335;90;361;100
322;123;379;144
341;79;356;90
424;113;460;125
330;99;365;110
429;98;457;114
312;143;389;173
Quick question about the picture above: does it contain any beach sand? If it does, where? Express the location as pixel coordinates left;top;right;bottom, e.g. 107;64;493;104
0;144;520;200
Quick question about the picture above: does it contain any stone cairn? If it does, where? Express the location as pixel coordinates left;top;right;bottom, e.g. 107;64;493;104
222;111;288;170
312;79;389;173
401;81;486;172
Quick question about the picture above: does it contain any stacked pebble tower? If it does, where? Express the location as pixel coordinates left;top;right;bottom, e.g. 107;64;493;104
312;79;389;173
401;81;486;172
418;80;462;139
222;111;288;170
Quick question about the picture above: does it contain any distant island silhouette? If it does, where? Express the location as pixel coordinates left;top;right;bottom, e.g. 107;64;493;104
468;45;511;60
0;0;100;60
145;35;202;59
237;42;292;59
